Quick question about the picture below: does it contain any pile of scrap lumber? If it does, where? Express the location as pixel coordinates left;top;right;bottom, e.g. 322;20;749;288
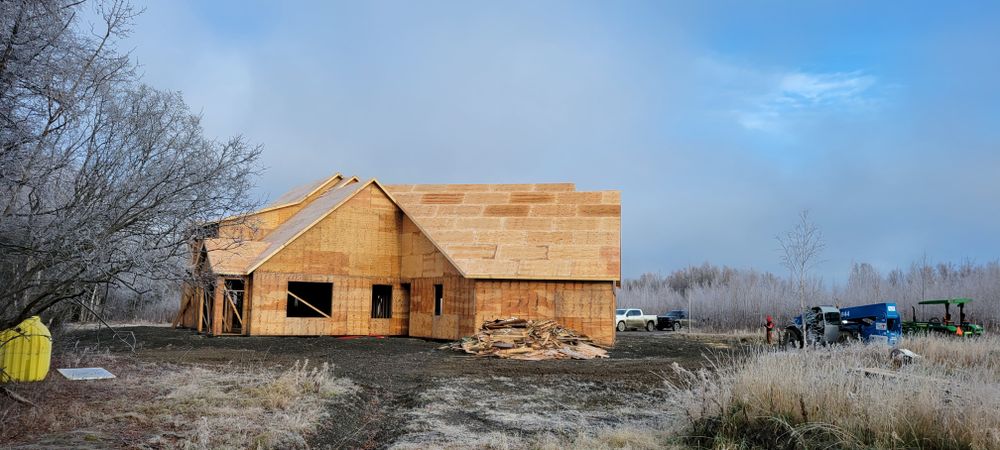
439;318;609;361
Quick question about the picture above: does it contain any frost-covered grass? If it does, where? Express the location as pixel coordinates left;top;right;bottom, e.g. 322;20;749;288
665;335;1000;449
390;376;683;449
1;353;354;449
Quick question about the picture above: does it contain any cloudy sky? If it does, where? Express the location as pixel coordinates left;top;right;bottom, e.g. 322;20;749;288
122;1;1000;281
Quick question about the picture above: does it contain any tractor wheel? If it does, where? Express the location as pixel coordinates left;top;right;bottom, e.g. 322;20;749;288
617;321;626;332
646;321;655;332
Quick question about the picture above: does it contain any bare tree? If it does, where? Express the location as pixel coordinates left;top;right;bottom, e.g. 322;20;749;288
618;259;1000;332
0;0;260;330
777;210;825;344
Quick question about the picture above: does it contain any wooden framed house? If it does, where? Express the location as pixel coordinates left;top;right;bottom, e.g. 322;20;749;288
174;172;621;346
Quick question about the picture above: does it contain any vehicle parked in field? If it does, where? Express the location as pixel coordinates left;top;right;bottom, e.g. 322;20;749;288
615;308;657;332
656;309;688;331
903;298;984;337
781;305;841;349
840;302;902;345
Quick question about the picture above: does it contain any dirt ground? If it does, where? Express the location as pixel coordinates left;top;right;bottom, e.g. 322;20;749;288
48;326;752;449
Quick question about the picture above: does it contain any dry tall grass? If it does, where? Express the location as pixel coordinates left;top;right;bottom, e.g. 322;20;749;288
665;336;1000;449
1;350;354;449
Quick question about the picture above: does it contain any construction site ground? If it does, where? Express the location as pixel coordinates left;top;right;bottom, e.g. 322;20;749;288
58;326;753;449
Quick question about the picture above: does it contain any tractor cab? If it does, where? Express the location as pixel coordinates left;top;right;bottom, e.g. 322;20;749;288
902;298;984;337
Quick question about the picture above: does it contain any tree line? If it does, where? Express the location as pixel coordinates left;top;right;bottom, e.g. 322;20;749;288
618;260;1000;331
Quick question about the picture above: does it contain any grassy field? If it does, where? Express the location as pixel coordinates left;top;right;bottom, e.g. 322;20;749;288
2;329;997;449
665;335;1000;449
1;348;355;449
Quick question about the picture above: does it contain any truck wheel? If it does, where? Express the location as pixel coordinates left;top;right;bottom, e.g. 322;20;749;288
670;322;677;332
617;321;626;332
646;321;655;332
782;329;803;350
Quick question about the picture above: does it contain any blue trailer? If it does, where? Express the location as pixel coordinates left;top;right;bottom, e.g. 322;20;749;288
839;302;902;345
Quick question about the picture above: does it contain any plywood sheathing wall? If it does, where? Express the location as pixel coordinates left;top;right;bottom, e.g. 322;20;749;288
249;184;409;336
386;183;621;281
401;214;477;340
474;280;616;346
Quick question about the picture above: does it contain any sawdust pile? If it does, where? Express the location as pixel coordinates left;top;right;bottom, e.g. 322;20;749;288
439;318;609;361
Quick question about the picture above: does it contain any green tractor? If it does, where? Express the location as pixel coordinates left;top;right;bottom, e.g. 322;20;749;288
902;298;984;337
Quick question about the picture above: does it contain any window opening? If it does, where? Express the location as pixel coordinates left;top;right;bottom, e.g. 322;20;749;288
434;284;443;316
287;281;333;318
371;284;393;319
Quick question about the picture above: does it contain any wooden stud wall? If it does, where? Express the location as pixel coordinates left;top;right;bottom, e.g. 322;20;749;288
176;282;199;328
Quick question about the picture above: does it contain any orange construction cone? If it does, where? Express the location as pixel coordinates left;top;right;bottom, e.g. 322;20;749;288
956;326;964;336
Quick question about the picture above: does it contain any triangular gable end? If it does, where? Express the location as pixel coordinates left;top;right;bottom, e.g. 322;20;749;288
244;176;363;274
242;177;469;279
371;179;470;278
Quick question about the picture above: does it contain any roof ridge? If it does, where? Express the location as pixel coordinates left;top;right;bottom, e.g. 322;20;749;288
256;172;343;213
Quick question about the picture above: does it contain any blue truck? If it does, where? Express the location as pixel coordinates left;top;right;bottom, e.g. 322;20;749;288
781;302;902;348
839;302;902;345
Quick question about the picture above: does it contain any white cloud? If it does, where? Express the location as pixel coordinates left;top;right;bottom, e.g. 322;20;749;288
778;71;876;106
741;70;878;133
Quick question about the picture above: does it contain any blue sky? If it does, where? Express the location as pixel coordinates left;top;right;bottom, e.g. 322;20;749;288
123;1;1000;281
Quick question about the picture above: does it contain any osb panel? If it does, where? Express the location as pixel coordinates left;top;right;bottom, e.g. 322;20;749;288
204;239;269;276
385;184;621;281
407;276;477;340
218;174;346;241
400;215;462;279
264;173;343;210
388;183;576;193
249;272;410;336
257;183;401;276
473;280;616;346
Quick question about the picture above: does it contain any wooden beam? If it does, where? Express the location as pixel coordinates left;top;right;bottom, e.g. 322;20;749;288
287;291;331;319
196;287;205;333
173;288;191;328
243;276;252;335
225;290;244;328
211;278;224;336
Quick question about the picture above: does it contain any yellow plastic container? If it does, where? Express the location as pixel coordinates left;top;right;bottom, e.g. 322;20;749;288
0;316;52;382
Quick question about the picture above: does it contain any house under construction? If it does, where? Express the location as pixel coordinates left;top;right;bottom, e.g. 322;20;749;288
174;172;621;346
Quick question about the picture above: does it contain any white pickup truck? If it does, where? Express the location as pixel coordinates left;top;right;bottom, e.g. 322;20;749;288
615;308;658;332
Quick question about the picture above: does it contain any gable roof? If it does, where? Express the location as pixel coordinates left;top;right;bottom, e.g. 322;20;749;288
204;239;270;276
385;183;620;281
204;174;620;281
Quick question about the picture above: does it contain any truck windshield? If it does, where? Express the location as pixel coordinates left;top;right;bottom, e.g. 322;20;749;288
615;309;625;315
825;312;841;322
